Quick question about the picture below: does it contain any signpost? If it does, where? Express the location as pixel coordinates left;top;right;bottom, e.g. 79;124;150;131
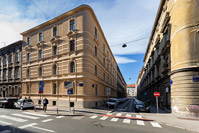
39;81;44;108
65;82;74;113
67;89;73;113
154;92;160;113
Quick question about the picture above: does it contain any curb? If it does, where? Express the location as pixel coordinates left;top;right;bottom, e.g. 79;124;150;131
139;113;199;133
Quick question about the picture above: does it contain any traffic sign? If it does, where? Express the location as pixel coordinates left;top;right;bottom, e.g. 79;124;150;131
154;92;160;97
67;89;73;95
39;81;44;93
64;81;73;89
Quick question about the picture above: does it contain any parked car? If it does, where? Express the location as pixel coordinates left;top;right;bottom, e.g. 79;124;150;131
0;97;18;108
134;100;150;113
106;98;119;108
14;99;34;110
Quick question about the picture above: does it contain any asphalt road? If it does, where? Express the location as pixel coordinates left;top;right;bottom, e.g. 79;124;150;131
0;102;193;133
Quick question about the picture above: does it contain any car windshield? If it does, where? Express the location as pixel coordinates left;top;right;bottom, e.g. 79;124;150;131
137;102;143;105
109;99;116;102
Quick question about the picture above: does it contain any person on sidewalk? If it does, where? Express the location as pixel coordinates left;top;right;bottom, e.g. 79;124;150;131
43;98;48;113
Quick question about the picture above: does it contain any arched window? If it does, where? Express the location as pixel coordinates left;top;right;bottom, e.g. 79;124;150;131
39;66;42;76
70;61;75;73
53;64;57;75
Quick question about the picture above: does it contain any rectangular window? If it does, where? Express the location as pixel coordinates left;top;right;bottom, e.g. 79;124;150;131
95;85;98;96
103;44;105;53
95;46;97;56
70;40;75;51
3;70;6;80
15;53;19;62
95;27;97;38
53;46;57;56
39;67;42;76
27;69;30;78
3;56;7;65
27;85;30;94
39;50;43;58
27;37;30;45
103;58;105;66
15;68;19;79
95;65;97;76
104;73;105;80
39;33;43;42
70;19;75;31
8;68;12;79
9;55;12;63
27;53;30;61
53;83;56;94
53;27;57;37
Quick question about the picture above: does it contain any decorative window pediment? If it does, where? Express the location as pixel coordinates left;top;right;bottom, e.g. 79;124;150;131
67;29;78;37
37;41;44;47
50;36;60;43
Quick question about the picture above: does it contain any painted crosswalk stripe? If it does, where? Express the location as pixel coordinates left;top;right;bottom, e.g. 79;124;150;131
0;130;12;133
116;113;122;116
18;123;37;129
23;112;49;117
12;113;39;120
42;119;53;122
100;116;108;120
136;115;145;126
0;120;13;126
90;115;98;119
71;116;85;120
56;116;65;119
107;113;112;115
123;114;131;123
110;118;119;122
0;115;27;122
151;122;162;128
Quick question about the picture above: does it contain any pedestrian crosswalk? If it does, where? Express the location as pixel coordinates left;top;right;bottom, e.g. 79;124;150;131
89;113;162;128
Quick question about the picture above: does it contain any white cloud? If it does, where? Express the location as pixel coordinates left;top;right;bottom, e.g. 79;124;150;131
115;56;137;64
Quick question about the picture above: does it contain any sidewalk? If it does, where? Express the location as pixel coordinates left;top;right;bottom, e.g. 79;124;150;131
31;105;110;116
140;106;199;132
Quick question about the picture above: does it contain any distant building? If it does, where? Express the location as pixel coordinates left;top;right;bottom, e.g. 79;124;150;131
137;0;199;117
126;84;136;97
21;5;126;108
0;41;22;98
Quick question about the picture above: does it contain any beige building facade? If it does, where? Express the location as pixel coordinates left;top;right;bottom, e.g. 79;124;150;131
137;0;199;117
0;41;22;98
21;5;126;108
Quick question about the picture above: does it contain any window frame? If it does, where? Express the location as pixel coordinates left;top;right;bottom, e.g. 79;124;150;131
39;32;43;42
70;19;75;31
70;40;75;51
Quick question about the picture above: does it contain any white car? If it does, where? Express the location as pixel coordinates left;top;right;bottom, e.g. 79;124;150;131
14;99;34;110
106;98;119;108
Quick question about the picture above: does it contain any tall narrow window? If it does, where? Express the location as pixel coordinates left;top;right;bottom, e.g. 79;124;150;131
70;61;75;73
103;44;105;53
53;64;57;75
39;50;43;58
70;40;75;51
53;46;57;56
95;85;98;96
8;68;12;79
15;67;19;79
95;65;97;76
3;70;6;80
103;58;105;66
39;66;42;76
95;27;97;38
27;37;30;45
53;83;56;94
95;46;97;56
9;55;12;63
15;53;19;62
39;33;43;42
3;56;7;65
27;68;30;78
53;27;57;37
27;85;30;94
27;53;30;61
70;19;75;31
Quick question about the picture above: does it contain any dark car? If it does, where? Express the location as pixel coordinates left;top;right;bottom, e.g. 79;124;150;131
0;97;18;108
134;101;150;113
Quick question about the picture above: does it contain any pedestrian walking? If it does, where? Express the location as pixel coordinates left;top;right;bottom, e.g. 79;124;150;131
43;98;48;113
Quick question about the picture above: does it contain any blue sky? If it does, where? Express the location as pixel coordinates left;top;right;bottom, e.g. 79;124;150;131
0;0;160;85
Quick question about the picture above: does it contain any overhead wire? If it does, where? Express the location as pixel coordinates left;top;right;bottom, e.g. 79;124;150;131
30;0;49;18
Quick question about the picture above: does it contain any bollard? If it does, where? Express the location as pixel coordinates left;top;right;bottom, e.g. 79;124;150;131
57;108;58;114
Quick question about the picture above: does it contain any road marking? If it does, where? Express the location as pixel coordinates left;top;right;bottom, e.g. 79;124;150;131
18;123;54;132
0;120;13;126
119;107;127;111
32;125;54;132
12;113;39;120
136;115;145;126
151;122;162;128
123;114;131;123
56;116;65;119
42;119;53;122
71;116;85;120
18;123;37;129
0;115;27;122
110;118;119;122
90;115;98;119
116;113;122;116
100;116;108;120
23;112;49;117
106;113;112;115
0;130;12;133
